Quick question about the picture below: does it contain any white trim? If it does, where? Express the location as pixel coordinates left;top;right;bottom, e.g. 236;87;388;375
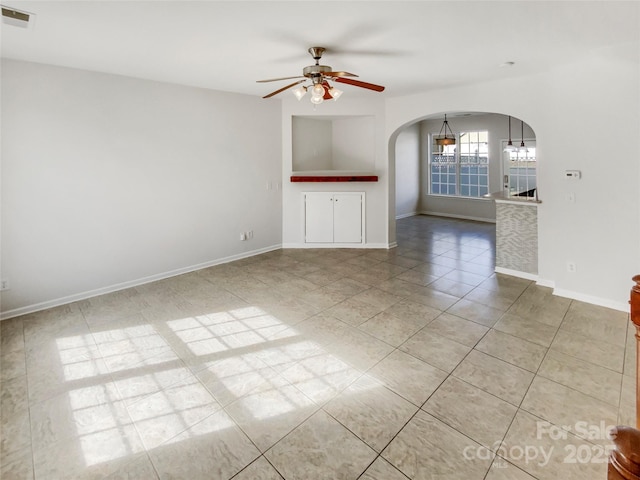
396;211;418;220
0;244;282;320
553;288;629;313
536;277;556;289
421;210;496;224
282;242;393;249
494;266;538;282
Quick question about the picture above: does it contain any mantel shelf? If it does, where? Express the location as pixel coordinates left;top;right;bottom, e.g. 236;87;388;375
290;172;378;183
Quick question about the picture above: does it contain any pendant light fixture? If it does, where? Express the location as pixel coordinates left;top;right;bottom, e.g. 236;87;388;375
504;115;517;152
518;120;528;153
435;114;456;146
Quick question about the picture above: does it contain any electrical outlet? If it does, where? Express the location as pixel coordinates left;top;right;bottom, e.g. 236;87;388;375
1;279;9;291
247;230;253;239
240;233;246;241
566;262;577;273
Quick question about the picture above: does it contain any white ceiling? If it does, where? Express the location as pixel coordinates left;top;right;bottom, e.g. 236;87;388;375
1;1;638;100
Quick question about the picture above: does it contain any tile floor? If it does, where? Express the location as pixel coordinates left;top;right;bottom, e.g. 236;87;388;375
0;215;635;480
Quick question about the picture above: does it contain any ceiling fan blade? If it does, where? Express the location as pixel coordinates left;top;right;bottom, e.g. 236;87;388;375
263;80;306;99
257;76;305;83
323;71;358;78
334;77;385;92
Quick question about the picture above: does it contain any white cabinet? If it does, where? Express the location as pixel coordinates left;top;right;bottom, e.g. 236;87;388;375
304;192;364;244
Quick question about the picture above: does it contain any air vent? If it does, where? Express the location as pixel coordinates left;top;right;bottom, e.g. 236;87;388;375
2;6;33;28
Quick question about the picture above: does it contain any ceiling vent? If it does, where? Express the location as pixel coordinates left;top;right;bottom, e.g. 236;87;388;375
2;5;34;28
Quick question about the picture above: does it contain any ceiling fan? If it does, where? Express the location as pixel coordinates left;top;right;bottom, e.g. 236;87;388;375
257;47;385;104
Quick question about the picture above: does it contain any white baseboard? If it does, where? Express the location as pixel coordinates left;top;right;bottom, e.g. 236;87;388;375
282;243;395;249
0;244;282;321
553;288;629;313
494;267;539;282
420;210;496;224
396;212;418;220
494;269;629;313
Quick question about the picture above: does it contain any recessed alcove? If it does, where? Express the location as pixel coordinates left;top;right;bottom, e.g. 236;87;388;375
291;115;376;178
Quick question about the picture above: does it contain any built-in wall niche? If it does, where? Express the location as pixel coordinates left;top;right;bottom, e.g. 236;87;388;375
292;115;375;173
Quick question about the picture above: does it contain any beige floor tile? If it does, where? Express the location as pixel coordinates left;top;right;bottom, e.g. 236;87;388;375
475;329;547;372
125;374;223;449
447;298;505;327
1;317;25;354
367;349;447;406
428;277;476;297
279;352;363;405
550;328;624;373
374;277;426;297
520;376;618;447
226;376;318;452
233;456;284;480
1;447;33;480
406;287;460;311
382;410;493;480
358;310;429;347
538;350;622;407
485;457;537;479
265;410;377;480
149;410;260;479
464;286;518;311
1;410;31;465
423;312;489;347
501;410;607;479
453;350;534;406
360;456;409;480
324;375;418;452
618;373;636;425
560;300;628;346
400;328;471;373
325;298;383;326
493;313;558;347
394;269;439;287
423;376;517;449
352;288;404;310
507;285;571;328
5;215;637;479
442;269;489;286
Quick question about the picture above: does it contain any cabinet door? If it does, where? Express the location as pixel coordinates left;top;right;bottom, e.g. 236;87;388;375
333;193;362;243
305;192;334;243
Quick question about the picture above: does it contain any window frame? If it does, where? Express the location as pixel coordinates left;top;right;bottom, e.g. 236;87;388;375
428;130;490;200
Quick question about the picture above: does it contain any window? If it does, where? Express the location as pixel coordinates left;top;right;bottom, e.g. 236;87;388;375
430;131;489;198
505;142;537;198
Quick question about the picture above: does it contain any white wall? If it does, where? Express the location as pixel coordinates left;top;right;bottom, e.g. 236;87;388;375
292;117;332;171
1;59;283;318
332;116;375;171
394;124;420;218
386;42;640;310
282;96;389;247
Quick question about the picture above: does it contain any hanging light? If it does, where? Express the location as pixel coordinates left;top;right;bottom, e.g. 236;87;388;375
518;120;528;153
504;115;517;152
435;114;456;146
293;86;307;101
309;82;325;104
328;85;343;100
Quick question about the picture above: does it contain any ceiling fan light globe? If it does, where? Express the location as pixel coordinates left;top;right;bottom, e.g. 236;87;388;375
310;95;324;105
311;84;325;96
293;86;307;101
328;87;343;100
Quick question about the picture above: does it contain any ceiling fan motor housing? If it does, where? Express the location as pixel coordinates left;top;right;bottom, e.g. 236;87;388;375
303;65;332;78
